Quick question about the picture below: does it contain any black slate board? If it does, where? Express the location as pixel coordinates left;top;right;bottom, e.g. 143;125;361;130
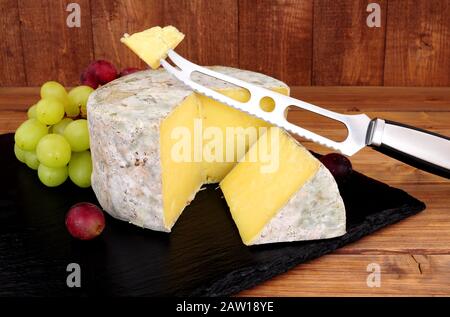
0;133;425;296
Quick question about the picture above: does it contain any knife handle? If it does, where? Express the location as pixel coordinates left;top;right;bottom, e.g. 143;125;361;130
367;118;450;179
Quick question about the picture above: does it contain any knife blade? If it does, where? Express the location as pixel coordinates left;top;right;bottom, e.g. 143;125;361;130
161;50;450;178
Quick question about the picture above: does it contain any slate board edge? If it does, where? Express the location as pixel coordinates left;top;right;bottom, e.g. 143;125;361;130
192;189;426;297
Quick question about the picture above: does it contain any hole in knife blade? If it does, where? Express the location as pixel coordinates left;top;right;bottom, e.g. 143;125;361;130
191;71;251;103
285;106;349;143
259;96;275;112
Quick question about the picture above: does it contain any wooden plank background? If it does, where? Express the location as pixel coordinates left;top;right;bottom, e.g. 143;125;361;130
1;0;450;87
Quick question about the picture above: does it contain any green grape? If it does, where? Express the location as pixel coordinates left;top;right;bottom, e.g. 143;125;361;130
38;164;68;187
14;118;48;151
40;81;68;101
67;86;94;117
27;104;37;119
24;151;39;170
14;143;26;163
36;134;71;168
68;151;92;188
52;117;73;135
36;98;65;125
64;119;90;152
64;101;80;117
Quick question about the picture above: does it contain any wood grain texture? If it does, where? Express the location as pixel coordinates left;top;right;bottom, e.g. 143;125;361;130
0;87;38;110
239;0;313;85
91;0;238;71
2;0;450;86
162;0;239;67
91;0;162;70
313;0;387;85
384;0;450;86
336;184;450;254
0;0;26;86
3;86;450;112
17;0;94;86
291;86;450;112
239;255;450;296
0;86;449;296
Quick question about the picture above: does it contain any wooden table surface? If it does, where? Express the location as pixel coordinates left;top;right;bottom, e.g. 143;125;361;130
1;86;449;296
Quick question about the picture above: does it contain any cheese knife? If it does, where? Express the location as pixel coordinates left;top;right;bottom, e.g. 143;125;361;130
161;50;450;179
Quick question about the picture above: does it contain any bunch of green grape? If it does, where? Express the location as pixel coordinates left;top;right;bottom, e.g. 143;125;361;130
14;81;94;188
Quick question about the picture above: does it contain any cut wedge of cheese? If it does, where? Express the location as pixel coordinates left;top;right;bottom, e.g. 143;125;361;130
220;127;346;245
88;26;346;245
88;67;289;232
120;26;184;69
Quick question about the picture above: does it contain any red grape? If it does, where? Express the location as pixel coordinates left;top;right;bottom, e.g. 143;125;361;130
80;69;99;89
65;202;105;240
319;153;353;183
87;60;118;85
80;60;118;88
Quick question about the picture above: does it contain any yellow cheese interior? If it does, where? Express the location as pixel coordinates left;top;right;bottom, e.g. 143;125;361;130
120;26;184;69
200;86;288;182
160;94;204;228
160;87;288;229
220;127;320;245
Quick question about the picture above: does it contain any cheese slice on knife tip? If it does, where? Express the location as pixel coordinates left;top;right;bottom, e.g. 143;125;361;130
120;25;185;69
